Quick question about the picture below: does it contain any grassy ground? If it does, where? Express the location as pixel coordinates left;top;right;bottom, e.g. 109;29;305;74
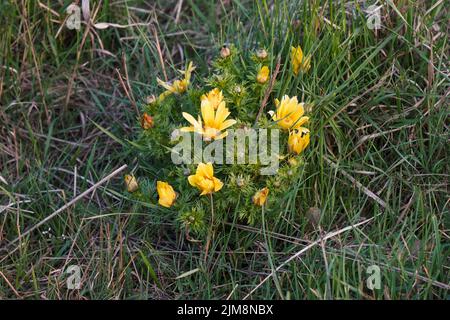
0;0;448;299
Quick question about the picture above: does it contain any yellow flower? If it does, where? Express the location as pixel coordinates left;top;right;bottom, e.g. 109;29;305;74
253;187;269;206
181;100;236;141
157;61;195;99
201;88;224;110
256;66;270;84
288;127;310;155
271;95;309;130
124;174;138;193
188;162;223;196
291;46;311;75
140;112;154;130
157;181;177;208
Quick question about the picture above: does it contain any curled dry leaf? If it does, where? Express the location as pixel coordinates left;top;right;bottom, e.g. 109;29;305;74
81;0;90;22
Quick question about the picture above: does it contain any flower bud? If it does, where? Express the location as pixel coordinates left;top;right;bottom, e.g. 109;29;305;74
256;66;270;84
140;113;154;130
124;174;138;193
145;95;156;104
220;46;231;58
253;187;269;206
256;49;268;59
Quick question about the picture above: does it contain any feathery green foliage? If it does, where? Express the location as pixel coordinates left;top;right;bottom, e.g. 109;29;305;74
0;0;448;299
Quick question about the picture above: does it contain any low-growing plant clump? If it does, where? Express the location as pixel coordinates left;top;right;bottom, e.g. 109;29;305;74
126;45;313;239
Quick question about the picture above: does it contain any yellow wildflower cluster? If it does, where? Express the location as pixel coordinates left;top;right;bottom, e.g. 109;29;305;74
127;43;312;228
269;94;310;154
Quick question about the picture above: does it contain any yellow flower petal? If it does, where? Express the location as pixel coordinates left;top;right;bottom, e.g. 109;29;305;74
256;66;270;84
188;175;198;187
182;112;199;127
201;103;215;127
201;88;223;110
291;46;311;74
180;126;195;132
198;162;213;179
214;102;230;126
293;116;309;129
219;119;237;131
274;98;280;107
214;131;228;140
213;177;223;192
157;78;175;92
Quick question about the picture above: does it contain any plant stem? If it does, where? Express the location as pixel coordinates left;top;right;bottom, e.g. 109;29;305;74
204;193;215;263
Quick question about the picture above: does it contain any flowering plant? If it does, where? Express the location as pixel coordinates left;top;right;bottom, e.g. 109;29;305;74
126;45;312;238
